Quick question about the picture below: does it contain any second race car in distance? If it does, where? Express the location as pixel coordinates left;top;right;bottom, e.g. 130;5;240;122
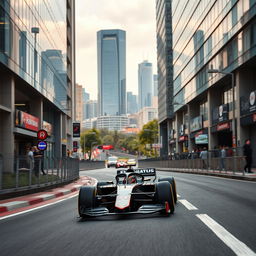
78;167;177;218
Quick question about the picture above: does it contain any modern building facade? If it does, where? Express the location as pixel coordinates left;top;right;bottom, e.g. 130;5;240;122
157;0;256;162
127;92;138;114
0;0;75;172
97;116;128;131
76;84;83;123
138;60;153;110
153;74;158;97
85;100;98;119
97;29;126;117
137;107;158;130
156;0;173;157
82;88;90;120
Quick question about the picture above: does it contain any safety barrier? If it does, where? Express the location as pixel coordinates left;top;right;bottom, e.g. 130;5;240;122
0;156;79;194
138;156;246;174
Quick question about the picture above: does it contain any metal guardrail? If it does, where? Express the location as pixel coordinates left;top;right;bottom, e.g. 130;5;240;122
0;156;79;194
139;155;246;174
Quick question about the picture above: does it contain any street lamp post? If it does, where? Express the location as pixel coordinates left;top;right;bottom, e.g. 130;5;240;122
208;69;236;148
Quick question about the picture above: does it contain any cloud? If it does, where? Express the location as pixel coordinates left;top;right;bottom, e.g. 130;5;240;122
76;0;157;99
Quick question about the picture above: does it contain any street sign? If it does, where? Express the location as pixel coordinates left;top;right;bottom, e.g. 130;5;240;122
73;123;80;137
37;129;48;140
37;141;47;151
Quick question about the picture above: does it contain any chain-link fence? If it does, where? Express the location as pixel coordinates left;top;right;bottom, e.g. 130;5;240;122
0;155;79;193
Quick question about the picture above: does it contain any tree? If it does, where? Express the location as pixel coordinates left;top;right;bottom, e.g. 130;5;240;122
139;119;159;157
80;129;102;159
102;135;114;145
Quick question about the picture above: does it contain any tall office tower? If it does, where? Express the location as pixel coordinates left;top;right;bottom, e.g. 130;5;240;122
156;0;173;157
85;100;98;119
75;84;83;123
0;0;75;171
82;88;90;120
153;74;158;97
138;60;153;111
157;0;256;161
127;92;138;114
97;29;126;116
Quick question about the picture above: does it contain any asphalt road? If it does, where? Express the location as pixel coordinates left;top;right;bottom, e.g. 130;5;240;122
0;167;256;256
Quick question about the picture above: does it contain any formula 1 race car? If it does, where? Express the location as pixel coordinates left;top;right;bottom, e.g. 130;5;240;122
78;168;177;218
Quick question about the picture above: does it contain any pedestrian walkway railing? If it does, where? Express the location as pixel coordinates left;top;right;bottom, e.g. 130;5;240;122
0;156;79;194
138;155;246;175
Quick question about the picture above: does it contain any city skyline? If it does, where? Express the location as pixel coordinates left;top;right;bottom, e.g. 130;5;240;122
75;0;157;99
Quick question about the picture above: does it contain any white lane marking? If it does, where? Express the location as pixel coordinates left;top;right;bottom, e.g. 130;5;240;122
177;194;180;198
179;199;198;210
197;214;256;256
0;194;78;221
0;201;29;211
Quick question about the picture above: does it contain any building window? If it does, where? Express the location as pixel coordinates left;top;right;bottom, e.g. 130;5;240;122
200;101;208;121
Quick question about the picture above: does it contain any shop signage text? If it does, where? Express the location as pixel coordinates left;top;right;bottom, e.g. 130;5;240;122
15;110;39;132
217;122;230;131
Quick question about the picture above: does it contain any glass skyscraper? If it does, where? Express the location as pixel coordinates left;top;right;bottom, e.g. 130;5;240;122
97;29;126;117
138;60;153;110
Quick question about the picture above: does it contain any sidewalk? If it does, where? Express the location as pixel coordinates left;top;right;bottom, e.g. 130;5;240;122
0;176;97;214
157;167;256;181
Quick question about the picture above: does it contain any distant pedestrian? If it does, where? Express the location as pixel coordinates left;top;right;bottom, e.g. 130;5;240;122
27;147;34;169
243;139;253;173
200;147;208;169
33;146;46;176
219;146;226;171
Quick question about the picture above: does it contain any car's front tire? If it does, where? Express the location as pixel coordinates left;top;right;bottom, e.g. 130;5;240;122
155;181;175;216
78;186;96;218
158;177;177;203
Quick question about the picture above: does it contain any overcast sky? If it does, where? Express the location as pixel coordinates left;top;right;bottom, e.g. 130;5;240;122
75;0;157;100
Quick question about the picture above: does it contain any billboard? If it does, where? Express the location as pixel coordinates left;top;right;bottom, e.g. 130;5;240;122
73;123;80;138
195;134;208;144
15;110;39;132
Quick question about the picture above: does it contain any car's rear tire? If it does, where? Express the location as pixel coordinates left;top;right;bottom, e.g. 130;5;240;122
155;181;175;216
78;186;96;218
158;177;177;203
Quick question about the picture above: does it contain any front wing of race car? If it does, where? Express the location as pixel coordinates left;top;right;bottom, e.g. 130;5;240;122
80;204;167;217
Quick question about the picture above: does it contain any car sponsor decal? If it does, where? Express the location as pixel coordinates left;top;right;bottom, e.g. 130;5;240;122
134;168;156;176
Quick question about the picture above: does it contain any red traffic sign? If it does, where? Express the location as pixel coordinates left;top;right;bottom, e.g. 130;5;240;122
37;129;48;140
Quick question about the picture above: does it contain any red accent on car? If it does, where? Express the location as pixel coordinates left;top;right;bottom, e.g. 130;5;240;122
165;201;170;213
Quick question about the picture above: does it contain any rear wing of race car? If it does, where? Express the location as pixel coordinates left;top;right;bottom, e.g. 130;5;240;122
117;168;156;177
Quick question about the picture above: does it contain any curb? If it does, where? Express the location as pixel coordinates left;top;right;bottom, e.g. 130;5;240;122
0;176;97;214
157;168;256;182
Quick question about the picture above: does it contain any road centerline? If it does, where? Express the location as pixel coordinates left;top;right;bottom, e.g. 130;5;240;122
196;214;256;256
179;199;198;210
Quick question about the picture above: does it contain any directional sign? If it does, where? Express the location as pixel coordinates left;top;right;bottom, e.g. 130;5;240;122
37;141;47;151
37;129;48;140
